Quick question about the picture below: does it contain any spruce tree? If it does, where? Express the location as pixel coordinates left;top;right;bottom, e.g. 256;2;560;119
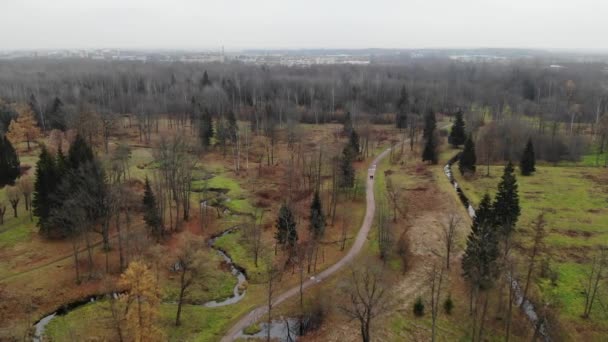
68;134;94;170
458;135;476;175
275;203;298;249
199;109;213;148
520;138;536;176
396;85;409;129
0;135;20;186
349;129;360;157
339;145;355;188
462;194;499;290
448;110;466;147
310;191;325;240
343;111;353;135
33;147;59;235
47;97;66;130
422;133;437;164
423;109;436;140
143;177;163;241
493;162;520;239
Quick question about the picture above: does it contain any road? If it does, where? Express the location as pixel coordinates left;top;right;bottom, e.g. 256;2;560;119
221;145;393;341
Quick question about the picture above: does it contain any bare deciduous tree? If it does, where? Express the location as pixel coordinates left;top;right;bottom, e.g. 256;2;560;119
339;265;390;342
442;213;460;269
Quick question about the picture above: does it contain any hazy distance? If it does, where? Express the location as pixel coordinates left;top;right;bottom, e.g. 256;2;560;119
2;0;608;51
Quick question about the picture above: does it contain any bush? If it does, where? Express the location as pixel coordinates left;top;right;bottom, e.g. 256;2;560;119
413;296;425;316
443;294;454;314
243;323;261;335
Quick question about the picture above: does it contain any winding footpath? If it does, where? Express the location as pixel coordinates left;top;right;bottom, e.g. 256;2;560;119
221;146;393;341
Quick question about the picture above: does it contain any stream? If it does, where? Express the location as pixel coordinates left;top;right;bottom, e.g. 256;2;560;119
32;222;248;341
444;153;550;341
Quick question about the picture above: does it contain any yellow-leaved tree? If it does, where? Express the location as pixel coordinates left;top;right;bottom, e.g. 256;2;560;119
119;260;164;342
7;105;41;151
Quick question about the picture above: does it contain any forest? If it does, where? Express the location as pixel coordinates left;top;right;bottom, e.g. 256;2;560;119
0;56;607;342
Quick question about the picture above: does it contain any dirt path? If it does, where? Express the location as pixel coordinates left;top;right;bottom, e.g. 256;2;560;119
221;146;394;341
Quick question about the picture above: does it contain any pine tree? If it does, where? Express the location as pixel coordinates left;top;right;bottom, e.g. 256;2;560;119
310;191;325;240
47;97;66;130
68;134;94;170
227;110;238;140
275;203;298;249
520;138;536;176
201;70;211;88
458;135;476;175
462;194;499;290
422;133;437;164
0;135;20;186
423;109;436;140
143;177;163;241
493;162;520;239
339;145;355;188
33;147;59;235
199;109;214;148
448;110;466;147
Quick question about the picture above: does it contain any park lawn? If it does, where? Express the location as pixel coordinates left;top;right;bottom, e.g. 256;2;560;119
452;164;608;338
162;248;239;304
45;284;267;342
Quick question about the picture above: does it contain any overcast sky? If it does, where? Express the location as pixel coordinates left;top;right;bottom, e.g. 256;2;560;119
2;0;607;50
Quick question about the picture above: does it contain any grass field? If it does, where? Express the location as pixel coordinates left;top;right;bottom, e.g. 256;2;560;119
451;162;608;339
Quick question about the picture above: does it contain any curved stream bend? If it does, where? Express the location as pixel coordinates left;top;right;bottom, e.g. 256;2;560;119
32;226;248;341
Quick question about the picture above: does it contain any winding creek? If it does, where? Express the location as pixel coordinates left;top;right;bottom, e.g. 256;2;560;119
32;220;248;341
444;153;550;342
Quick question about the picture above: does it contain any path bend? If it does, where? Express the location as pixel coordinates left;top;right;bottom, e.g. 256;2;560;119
221;146;393;341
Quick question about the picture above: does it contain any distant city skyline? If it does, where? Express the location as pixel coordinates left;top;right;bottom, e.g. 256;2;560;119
2;0;608;51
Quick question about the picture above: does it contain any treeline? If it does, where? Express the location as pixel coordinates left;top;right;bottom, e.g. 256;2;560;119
0;58;606;132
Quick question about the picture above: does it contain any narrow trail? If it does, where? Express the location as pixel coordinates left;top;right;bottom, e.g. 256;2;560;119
221;145;394;341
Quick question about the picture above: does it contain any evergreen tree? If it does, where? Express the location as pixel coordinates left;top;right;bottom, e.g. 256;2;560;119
47;97;66;130
201;70;211;88
343;111;353;135
395;85;409;129
493;162;520;239
520;138;536;176
448;110;466;147
462;194;499;290
309;191;325;240
68;134;94;170
339;145;355;188
199;109;214;148
143;177;163;241
458;134;476;175
0;135;20;186
33;147;59;235
422;109;436;140
275;203;298;248
226;110;238;140
422;133;437;164
349;129;360;157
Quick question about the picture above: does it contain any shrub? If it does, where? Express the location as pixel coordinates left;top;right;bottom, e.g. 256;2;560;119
243;323;261;335
443;294;454;314
413;296;425;316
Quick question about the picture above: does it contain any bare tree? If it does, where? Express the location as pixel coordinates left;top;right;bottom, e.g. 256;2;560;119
582;246;607;318
174;232;206;326
6;186;20;218
442;213;460;269
266;265;279;342
17;176;33;220
522;213;546;305
429;263;445;342
385;175;404;223
339;265;390;342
